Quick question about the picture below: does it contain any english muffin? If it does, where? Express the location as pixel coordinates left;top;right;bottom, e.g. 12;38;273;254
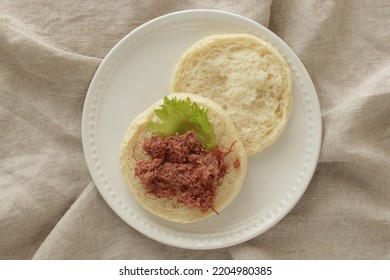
170;34;293;156
120;93;247;223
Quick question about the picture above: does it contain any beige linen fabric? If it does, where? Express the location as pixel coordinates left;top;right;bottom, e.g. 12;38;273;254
0;0;389;259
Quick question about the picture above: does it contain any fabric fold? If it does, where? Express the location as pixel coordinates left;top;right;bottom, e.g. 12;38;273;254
33;182;233;260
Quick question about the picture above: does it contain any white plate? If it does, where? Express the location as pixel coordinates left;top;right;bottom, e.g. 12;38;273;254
82;9;322;250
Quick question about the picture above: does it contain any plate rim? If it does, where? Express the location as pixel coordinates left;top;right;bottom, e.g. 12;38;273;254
82;9;322;250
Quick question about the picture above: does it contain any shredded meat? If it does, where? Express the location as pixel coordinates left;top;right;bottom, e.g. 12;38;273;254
234;158;240;169
135;131;231;213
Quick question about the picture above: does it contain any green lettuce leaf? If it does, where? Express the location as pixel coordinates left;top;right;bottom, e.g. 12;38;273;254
147;96;216;148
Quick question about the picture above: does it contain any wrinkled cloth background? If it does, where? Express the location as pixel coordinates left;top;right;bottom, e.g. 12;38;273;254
1;0;389;259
